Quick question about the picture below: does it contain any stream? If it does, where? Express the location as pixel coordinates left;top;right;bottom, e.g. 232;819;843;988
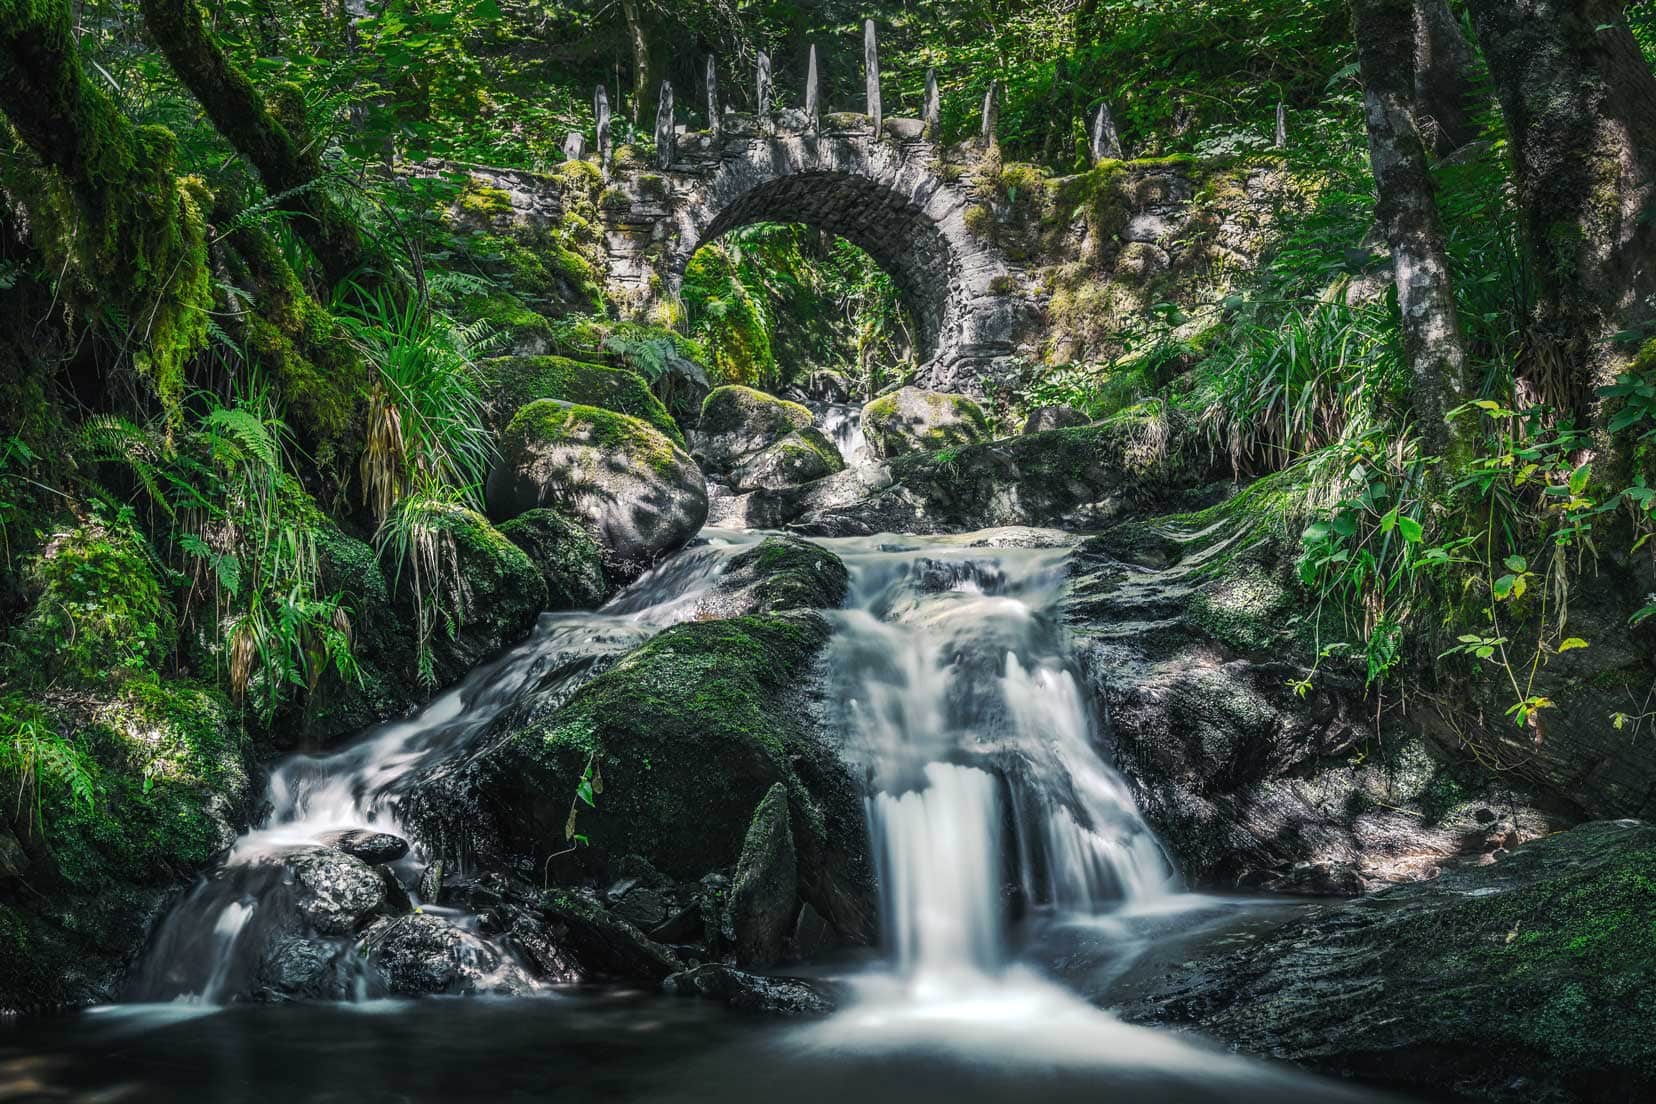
1;425;1412;1100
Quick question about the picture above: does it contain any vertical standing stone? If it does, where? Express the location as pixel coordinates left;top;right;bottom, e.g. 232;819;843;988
923;68;941;137
563;132;587;162
1275;102;1288;149
980;80;999;148
757;51;773;121
864;20;882;131
655;81;675;168
706;55;721;137
594;84;613;174
805;44;820;128
1090;102;1123;162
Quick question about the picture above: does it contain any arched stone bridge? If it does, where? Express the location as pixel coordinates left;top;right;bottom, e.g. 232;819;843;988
441;114;1038;393
597;113;1034;391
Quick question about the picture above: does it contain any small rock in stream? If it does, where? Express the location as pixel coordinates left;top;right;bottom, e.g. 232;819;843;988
315;829;410;864
661;964;836;1016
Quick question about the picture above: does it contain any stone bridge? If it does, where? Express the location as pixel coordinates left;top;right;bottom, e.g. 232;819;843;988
595;113;1032;391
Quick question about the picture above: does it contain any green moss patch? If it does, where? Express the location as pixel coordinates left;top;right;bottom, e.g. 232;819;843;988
480;356;681;444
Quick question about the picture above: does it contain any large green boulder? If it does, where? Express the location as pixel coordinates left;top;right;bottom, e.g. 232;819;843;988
694;386;816;477
486;401;707;581
5;520;175;687
861;387;990;459
422;504;547;683
1110;821;1656;1103
403;614;875;946
497;508;612;610
0;678;256;1013
729;427;844;493
478;355;682;444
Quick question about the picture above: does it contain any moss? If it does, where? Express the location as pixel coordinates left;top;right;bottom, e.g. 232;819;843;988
39;677;252;889
699;386;813;440
863;388;990;458
497;508;611;610
423;504;547;683
479;355;682;443
457;181;514;220
6;520;175;687
503;399;683;479
1186;564;1296;653
460;290;554;349
719;536;850;613
502;614;832;876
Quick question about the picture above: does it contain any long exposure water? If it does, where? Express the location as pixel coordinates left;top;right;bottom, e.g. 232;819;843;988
2;517;1410;1102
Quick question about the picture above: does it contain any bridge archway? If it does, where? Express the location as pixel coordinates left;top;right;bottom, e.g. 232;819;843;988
600;119;1032;392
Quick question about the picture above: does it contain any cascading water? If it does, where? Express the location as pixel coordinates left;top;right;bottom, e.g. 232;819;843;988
130;533;773;1003
814;402;869;466
821;534;1172;993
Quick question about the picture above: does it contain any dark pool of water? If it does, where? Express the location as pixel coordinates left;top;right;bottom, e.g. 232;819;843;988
1;984;1414;1104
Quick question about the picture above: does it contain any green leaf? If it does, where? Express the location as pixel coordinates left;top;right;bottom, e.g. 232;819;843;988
1397;516;1423;543
1503;555;1528;573
1557;638;1589;652
1569;462;1592;496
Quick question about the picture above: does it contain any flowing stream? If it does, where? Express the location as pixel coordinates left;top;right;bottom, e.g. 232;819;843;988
3;468;1408;1099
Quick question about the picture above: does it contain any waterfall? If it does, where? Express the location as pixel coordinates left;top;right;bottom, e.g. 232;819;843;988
825;533;1174;991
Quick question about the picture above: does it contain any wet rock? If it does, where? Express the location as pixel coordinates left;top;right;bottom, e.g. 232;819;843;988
611;886;670;930
361;914;538;996
485;400;707;581
861;387;989;459
693;386;815;477
417;860;444;903
1022;405;1090;434
708;463;893;531
497;508;613;609
1109;821;1656;1104
729;427;844;492
662;964;835;1016
404;615;877;949
791;902;836;959
257;935;349;1001
281;847;388;935
695;535;850;617
316;829;409;865
727;783;798;968
537;888;683;981
0;829;27;879
422;504;548;684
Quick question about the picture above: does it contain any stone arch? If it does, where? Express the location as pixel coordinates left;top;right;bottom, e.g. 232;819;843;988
600;119;1032;392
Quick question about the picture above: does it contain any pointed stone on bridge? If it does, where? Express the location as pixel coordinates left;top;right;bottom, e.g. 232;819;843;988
563;132;588;162
595;84;613;174
805;45;821;129
1090;102;1123;163
656;82;676;168
923;69;941;139
1275;102;1288;149
757;51;774;127
865;20;882;132
707;56;721;137
980;80;999;149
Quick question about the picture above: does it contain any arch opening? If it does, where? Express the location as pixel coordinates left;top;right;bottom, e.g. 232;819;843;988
681;221;920;398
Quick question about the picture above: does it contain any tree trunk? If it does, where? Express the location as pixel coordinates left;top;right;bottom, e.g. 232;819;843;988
0;0;213;407
620;0;659;127
1352;0;1477;462
1413;0;1479;154
1464;0;1656;420
138;0;383;293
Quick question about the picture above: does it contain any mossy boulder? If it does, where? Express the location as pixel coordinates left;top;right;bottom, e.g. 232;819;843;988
478;356;682;445
497;508;612;610
1023;405;1091;434
5;520;175;687
424;505;547;684
0;677;256;1012
403;614;875;946
486;400;708;581
861;387;990;460
727;783;798;968
694;386;815;477
458;290;556;356
729;427;845;493
699;536;850;617
1111;821;1656;1103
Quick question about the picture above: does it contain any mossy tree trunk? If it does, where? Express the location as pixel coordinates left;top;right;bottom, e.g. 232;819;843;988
1413;0;1479;155
137;0;384;294
0;0;212;409
1464;0;1656;420
1352;0;1476;462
